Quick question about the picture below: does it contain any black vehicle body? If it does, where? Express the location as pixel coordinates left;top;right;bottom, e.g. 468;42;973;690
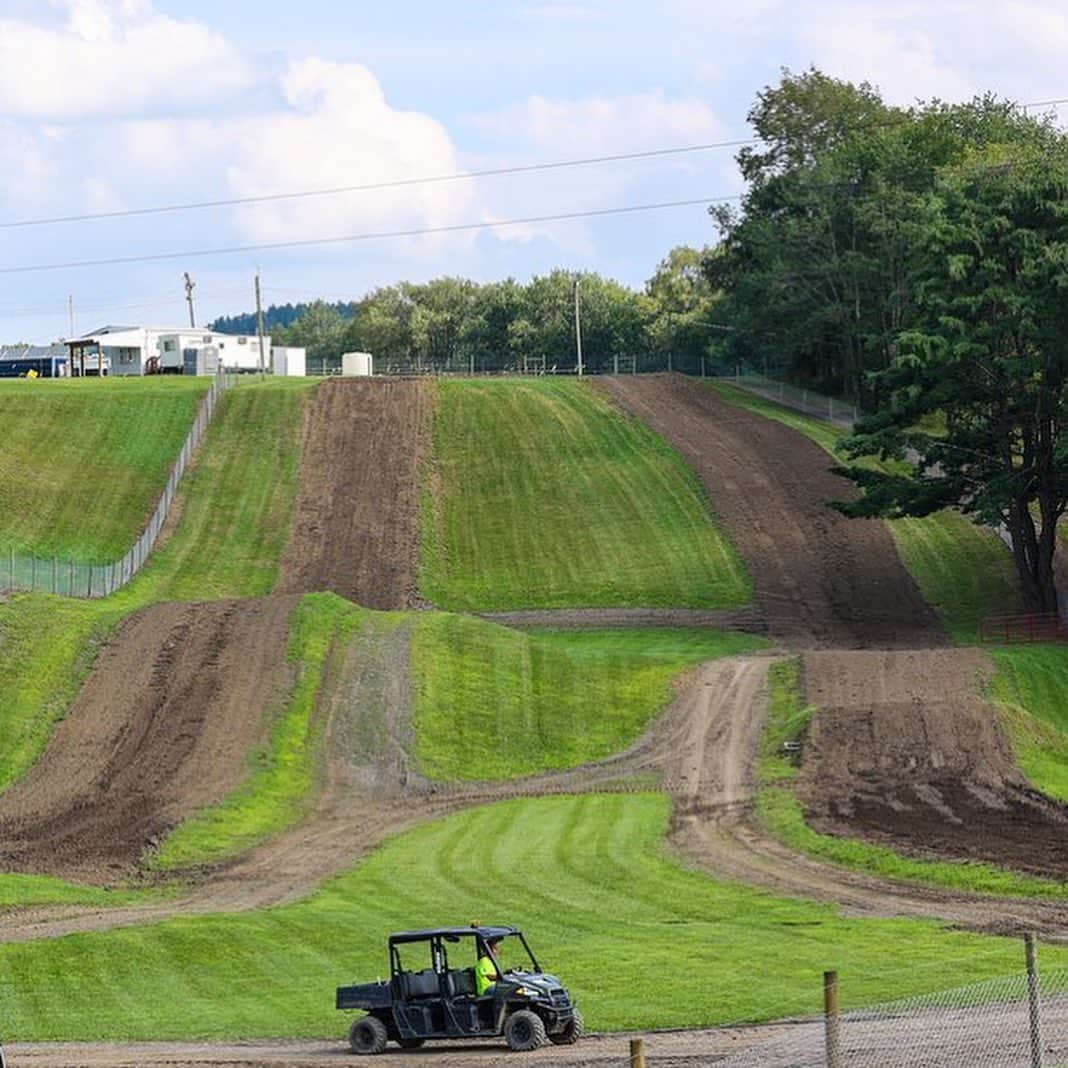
336;925;580;1052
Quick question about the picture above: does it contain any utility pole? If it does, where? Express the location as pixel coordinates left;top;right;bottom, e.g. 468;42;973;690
574;275;584;376
67;294;74;338
184;272;197;328
254;271;267;378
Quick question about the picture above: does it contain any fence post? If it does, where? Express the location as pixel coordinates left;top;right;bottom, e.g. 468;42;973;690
824;970;843;1068
1026;933;1045;1068
629;1037;646;1068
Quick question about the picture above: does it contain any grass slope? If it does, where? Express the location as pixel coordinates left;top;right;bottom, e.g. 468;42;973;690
422;379;750;610
758;660;1068;898
0;378;208;563
0;794;1059;1041
413;617;767;781
712;381;1022;641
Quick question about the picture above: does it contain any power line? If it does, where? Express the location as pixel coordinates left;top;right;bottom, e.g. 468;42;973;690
0;140;755;232
0;196;739;276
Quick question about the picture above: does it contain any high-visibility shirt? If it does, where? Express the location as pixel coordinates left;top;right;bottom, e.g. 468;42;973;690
475;954;499;995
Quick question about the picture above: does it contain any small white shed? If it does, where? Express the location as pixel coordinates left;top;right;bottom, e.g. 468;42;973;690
342;351;373;377
272;346;307;377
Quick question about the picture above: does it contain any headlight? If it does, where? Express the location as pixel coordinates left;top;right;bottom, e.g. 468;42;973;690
514;986;538;997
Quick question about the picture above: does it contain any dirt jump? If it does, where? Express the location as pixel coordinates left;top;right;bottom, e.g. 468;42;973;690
277;378;431;610
595;375;945;650
0;597;298;883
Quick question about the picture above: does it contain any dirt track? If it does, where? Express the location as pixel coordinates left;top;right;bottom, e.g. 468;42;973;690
0;597;298;883
595;375;945;649
277;378;430;609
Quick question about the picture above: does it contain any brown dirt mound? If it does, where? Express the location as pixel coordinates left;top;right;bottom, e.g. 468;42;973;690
801;649;1068;880
0;597;298;883
276;378;431;610
595;375;945;649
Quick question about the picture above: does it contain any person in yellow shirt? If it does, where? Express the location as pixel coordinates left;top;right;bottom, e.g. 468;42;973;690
475;936;504;996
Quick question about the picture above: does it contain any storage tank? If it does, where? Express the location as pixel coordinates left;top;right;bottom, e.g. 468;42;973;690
342;351;373;377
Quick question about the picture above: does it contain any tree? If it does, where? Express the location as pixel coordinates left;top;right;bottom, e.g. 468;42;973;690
645;245;722;373
838;141;1068;612
276;300;347;367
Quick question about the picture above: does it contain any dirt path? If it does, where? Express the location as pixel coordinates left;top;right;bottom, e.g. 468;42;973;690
595;375;945;650
0;597;298;884
276;378;431;610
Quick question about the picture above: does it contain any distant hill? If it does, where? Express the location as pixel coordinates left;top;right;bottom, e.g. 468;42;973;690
211;302;355;335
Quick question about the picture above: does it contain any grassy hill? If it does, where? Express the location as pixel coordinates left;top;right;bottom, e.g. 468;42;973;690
0;378;209;563
0;793;1059;1041
421;379;750;610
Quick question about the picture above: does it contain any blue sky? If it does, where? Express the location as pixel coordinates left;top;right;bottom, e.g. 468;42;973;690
1;0;1066;342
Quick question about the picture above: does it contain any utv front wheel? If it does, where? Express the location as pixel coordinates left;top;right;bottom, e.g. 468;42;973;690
549;1009;585;1045
504;1009;547;1051
349;1015;388;1055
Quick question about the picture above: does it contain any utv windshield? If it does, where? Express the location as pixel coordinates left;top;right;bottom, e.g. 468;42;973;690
477;932;540;974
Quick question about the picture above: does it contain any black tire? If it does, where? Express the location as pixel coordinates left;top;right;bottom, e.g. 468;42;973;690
349;1015;389;1055
549;1009;585;1045
397;1037;426;1050
504;1009;547;1052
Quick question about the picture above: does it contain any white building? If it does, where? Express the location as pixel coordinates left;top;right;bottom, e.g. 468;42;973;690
65;325;272;376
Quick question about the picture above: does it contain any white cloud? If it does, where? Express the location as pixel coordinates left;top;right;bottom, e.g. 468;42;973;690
0;0;251;119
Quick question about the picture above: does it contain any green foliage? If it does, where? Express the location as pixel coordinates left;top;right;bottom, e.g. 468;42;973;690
413;618;767;781
757;658;1068;898
421;379;751;610
0;378;208;562
990;646;1068;803
0;794;1057;1041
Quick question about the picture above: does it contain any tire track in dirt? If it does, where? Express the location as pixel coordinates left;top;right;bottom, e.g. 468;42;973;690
0;597;298;884
276;378;431;610
594;375;945;649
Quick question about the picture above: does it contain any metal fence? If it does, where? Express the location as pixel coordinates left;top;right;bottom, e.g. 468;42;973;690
719;371;862;428
0;373;233;599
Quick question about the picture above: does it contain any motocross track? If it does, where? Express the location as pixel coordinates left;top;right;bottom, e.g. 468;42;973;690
276;378;431;610
594;375;945;649
0;597;298;884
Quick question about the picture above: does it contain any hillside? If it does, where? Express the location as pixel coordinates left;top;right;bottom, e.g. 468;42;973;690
0;378;208;563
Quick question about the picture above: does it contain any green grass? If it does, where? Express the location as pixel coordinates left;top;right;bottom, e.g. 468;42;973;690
990;645;1068;803
0;377;208;562
0;873;158;909
421;379;750;611
757;660;1068;898
712;381;1021;640
0;379;314;827
0;793;1061;1041
412;616;767;781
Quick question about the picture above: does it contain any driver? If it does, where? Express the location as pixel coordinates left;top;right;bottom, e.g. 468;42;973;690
475;936;504;996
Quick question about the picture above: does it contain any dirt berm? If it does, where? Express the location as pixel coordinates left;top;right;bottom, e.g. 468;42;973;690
276;378;431;610
800;649;1068;880
595;375;945;649
0;597;298;883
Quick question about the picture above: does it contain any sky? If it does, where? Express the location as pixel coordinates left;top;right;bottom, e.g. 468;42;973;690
1;0;1068;342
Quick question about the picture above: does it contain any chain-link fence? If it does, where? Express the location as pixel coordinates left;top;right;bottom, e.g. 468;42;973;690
719;943;1066;1067
719;371;862;428
0;373;234;600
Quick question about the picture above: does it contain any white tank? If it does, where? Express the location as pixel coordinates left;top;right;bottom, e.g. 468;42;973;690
342;351;373;377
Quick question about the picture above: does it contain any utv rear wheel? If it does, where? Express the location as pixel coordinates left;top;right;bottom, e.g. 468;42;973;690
397;1037;426;1050
349;1015;388;1055
549;1009;585;1045
504;1009;547;1052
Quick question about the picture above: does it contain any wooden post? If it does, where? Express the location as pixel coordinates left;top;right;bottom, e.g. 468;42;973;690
1026;933;1045;1068
824;970;842;1068
629;1037;646;1068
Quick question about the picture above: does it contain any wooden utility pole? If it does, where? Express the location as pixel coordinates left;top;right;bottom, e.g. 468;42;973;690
574;275;584;377
254;271;267;378
824;970;842;1068
1026;933;1045;1068
184;272;197;328
67;294;74;338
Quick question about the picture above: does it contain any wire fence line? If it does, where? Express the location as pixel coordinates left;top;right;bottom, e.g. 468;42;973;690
0;373;235;600
720;370;862;428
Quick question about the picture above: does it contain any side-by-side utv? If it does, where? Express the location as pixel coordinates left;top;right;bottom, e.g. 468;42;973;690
336;925;583;1053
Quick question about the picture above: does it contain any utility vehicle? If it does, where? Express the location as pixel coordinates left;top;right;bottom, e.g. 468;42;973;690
336;925;583;1053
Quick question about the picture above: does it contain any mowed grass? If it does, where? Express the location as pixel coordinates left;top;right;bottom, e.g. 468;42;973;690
758;659;1068;898
0;380;314;831
422;379;750;610
712;381;1020;640
0;377;208;562
412;615;767;781
0;793;1059;1041
990;645;1068;803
